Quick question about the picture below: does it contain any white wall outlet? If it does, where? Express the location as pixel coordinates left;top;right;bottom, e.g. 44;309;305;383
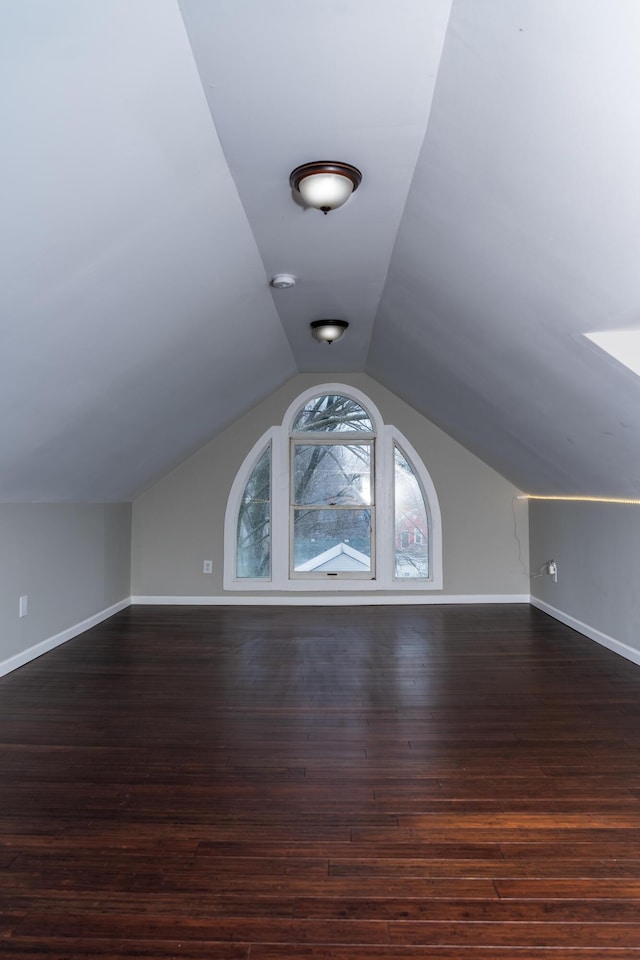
19;595;28;618
547;560;558;583
203;560;213;574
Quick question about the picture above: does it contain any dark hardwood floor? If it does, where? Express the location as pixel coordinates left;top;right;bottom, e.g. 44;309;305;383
2;603;640;958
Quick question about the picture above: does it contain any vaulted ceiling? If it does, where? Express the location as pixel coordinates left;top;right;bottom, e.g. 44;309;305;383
2;0;640;501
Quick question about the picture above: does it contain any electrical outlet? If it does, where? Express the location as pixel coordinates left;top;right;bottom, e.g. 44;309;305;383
19;595;28;618
203;560;213;574
547;560;558;583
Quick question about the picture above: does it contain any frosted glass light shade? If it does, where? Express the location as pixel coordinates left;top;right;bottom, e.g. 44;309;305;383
310;319;349;343
290;162;362;214
299;172;353;210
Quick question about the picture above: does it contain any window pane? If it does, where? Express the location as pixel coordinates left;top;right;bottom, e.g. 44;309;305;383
237;447;270;578
394;447;429;578
293;509;371;572
294;443;372;506
292;394;373;432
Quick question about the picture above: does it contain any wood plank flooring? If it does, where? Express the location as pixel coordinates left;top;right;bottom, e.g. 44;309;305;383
1;603;640;957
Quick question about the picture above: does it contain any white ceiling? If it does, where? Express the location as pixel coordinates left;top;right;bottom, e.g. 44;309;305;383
1;0;640;501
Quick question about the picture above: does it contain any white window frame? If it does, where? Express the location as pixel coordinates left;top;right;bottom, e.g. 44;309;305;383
289;434;376;580
223;384;443;592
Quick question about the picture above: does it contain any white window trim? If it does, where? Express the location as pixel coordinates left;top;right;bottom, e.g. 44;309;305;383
223;384;443;591
289;433;375;580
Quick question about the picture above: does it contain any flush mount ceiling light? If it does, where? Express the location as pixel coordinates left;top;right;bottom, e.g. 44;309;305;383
290;162;362;214
310;319;349;343
270;273;296;289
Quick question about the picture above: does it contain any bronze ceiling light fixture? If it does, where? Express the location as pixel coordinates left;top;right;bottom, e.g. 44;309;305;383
290;162;358;344
290;162;362;214
310;319;349;343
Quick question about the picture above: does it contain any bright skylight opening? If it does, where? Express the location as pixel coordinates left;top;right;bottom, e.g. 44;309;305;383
585;329;640;378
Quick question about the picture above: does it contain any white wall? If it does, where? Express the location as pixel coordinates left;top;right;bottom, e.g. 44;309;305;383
529;499;640;664
0;503;131;675
132;373;529;600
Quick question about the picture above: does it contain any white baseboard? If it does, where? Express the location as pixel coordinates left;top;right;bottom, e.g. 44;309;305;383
131;594;530;606
9;595;633;682
530;596;640;668
0;597;132;679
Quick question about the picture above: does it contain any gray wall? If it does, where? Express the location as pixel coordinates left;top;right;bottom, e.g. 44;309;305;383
131;373;529;598
529;499;640;659
0;503;132;671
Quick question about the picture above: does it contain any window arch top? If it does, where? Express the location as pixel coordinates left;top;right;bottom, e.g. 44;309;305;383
291;394;373;434
225;384;443;591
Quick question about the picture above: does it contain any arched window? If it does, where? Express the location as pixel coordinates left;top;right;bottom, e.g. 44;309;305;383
236;443;271;579
224;385;442;592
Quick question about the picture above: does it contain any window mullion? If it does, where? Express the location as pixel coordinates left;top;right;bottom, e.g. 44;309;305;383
270;429;289;586
375;425;393;584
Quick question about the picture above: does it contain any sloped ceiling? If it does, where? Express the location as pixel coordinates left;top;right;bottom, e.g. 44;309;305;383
1;0;640;501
